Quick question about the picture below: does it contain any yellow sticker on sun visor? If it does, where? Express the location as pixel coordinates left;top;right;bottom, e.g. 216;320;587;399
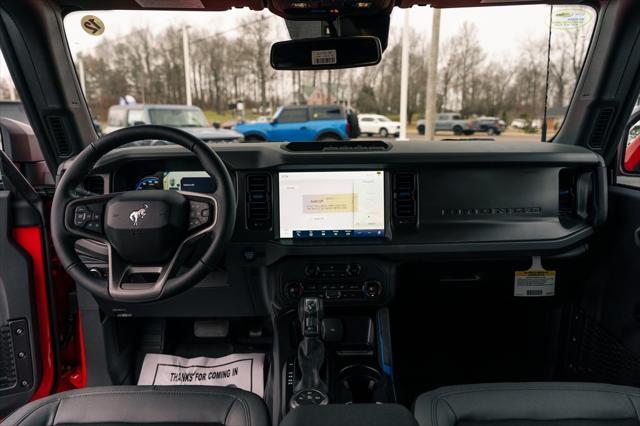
81;15;105;36
514;256;556;297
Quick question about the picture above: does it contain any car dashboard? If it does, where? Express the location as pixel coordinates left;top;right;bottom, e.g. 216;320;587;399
73;140;606;316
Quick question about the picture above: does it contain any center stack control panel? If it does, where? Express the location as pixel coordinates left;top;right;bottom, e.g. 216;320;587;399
278;258;392;306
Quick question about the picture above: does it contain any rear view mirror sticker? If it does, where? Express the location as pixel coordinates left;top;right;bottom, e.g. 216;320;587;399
311;49;337;66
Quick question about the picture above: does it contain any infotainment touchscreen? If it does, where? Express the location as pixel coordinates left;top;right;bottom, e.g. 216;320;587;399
278;171;385;239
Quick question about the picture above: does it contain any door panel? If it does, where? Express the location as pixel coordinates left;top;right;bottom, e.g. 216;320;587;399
0;140;55;415
600;186;640;339
0;193;42;416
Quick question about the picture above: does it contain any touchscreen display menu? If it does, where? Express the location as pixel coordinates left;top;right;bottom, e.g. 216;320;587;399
278;171;385;238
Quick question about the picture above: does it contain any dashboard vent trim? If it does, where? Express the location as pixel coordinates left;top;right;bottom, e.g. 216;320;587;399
45;115;72;157
587;107;615;150
392;171;418;228
83;176;105;195
246;174;273;231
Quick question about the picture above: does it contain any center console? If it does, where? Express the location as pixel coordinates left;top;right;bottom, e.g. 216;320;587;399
274;255;397;418
280;404;418;426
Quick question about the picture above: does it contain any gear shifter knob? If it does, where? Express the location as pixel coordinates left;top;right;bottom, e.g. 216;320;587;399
298;297;323;337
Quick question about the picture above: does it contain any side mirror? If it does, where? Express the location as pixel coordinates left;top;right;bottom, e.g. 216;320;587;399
270;36;382;70
212;121;221;129
623;112;640;173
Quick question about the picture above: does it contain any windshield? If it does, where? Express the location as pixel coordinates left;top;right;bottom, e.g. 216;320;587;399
148;108;208;128
63;5;595;143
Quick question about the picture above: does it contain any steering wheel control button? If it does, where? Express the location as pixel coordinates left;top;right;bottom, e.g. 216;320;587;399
188;201;211;230
73;204;105;233
73;206;89;226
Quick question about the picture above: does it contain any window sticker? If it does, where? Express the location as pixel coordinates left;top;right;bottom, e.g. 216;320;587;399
550;7;594;30
80;15;105;36
514;256;556;297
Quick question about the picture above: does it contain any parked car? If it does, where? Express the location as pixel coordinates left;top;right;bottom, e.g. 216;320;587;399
234;104;358;142
475;116;506;135
104;104;244;143
416;113;476;135
358;114;401;137
253;116;271;123
0;100;28;124
220;119;240;129
510;118;529;129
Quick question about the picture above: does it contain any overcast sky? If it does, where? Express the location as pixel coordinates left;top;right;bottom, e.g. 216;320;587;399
0;4;595;92
63;5;593;56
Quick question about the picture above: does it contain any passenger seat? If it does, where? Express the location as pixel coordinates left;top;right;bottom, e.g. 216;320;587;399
414;382;640;426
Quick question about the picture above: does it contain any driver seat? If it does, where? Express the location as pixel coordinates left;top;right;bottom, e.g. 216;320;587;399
1;386;269;426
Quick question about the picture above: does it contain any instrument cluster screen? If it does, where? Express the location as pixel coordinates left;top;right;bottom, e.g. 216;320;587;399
278;171;385;239
134;171;215;193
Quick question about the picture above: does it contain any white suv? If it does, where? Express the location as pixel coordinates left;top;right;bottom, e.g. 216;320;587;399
358;114;401;137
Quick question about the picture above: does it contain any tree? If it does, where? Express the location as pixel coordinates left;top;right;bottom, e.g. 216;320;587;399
356;85;379;113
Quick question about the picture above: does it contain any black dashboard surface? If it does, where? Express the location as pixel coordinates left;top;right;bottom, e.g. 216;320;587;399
78;140;605;263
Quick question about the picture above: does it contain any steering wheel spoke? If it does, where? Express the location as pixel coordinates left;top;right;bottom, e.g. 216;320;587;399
65;193;117;243
107;244;171;301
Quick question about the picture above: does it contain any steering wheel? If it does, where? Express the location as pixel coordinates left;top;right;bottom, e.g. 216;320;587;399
51;125;236;303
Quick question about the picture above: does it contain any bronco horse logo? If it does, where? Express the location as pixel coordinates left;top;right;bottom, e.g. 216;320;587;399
129;204;149;226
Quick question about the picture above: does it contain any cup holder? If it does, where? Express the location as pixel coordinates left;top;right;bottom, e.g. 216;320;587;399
337;365;383;404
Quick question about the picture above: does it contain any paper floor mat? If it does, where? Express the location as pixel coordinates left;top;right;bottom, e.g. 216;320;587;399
138;353;265;397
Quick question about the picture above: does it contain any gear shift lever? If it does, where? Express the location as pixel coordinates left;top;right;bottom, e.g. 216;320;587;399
290;297;329;409
299;296;323;337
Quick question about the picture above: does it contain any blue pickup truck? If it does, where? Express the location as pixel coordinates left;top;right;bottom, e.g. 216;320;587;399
235;104;358;142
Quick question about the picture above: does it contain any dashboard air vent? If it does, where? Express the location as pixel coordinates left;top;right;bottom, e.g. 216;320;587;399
559;169;591;225
246;174;272;231
559;171;576;218
587;107;615;150
392;171;418;227
83;176;104;194
45;116;72;157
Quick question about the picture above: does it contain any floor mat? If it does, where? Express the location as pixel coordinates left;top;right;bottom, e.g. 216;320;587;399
138;353;265;397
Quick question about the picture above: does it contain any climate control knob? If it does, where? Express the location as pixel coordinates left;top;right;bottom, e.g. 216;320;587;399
363;280;383;298
285;282;304;299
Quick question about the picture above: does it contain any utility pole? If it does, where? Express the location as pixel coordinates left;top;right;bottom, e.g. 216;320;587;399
398;8;411;141
182;25;192;106
424;8;441;140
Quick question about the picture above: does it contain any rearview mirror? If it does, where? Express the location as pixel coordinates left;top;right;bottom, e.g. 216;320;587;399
270;36;382;70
